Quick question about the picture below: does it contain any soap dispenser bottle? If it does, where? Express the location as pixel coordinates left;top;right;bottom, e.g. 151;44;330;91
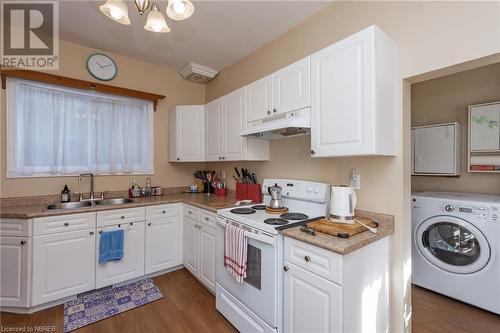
61;185;71;203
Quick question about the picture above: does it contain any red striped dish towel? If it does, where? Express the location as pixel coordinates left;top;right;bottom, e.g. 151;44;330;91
224;223;248;283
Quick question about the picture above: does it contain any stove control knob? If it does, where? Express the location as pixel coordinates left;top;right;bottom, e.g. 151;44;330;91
313;187;319;193
306;186;312;193
445;205;454;212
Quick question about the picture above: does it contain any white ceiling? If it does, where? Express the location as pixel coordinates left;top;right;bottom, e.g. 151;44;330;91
59;1;332;72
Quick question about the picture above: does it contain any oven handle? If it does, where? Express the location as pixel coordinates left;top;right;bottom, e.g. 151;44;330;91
217;218;276;247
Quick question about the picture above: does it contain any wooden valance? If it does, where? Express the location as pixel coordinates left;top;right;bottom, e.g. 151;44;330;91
0;67;165;111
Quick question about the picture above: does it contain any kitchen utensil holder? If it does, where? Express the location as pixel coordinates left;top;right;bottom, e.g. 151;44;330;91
203;181;214;194
215;188;228;196
235;182;261;202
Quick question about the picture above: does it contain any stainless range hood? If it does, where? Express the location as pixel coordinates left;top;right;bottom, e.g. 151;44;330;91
239;108;310;140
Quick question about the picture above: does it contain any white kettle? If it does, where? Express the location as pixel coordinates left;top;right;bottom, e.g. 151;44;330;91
329;185;357;223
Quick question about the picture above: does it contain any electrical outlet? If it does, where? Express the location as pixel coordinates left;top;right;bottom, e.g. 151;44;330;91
350;171;361;190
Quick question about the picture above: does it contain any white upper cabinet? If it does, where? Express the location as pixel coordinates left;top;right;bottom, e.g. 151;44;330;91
205;98;223;161
272;57;311;115
223;87;247;161
246;75;273;123
469;103;500;151
169;105;205;162
412;123;461;175
310;25;396;157
205;88;269;161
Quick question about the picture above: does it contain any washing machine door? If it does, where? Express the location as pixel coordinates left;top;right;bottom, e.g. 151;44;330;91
415;215;491;274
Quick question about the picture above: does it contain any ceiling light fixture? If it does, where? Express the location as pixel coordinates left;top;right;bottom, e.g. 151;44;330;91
166;0;194;21
99;0;194;33
144;3;171;33
99;0;130;25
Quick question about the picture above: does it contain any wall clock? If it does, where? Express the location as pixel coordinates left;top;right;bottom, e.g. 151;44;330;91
86;53;117;81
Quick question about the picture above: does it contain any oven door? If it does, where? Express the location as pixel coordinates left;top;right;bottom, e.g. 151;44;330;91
216;217;278;328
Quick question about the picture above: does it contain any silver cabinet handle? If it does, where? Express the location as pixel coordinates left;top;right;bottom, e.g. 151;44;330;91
304;255;311;262
148;222;152;226
267;110;271;115
273;108;277;113
89;231;94;235
176;158;180;161
310;150;316;155
64;222;69;227
121;216;125;219
205;217;210;221
283;266;289;272
162;210;166;214
20;240;26;245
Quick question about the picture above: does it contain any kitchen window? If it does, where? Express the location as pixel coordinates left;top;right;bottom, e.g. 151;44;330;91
5;78;154;177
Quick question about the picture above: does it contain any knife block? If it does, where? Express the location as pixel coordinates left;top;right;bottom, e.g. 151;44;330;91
235;182;247;200
246;184;262;203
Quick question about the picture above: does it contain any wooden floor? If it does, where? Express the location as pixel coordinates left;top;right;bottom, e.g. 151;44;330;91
0;269;237;333
412;285;500;333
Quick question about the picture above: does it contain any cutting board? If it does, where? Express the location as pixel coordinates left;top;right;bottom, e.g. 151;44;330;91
308;217;378;238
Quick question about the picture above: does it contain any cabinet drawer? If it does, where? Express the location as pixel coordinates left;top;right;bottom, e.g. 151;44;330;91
200;212;216;229
146;203;181;220
97;207;146;227
0;219;31;237
284;237;343;285
184;205;200;220
33;213;95;236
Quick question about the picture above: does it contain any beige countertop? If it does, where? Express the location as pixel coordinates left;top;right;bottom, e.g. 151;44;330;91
0;192;240;219
279;210;395;255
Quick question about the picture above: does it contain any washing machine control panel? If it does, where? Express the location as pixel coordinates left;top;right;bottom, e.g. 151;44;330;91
441;202;498;221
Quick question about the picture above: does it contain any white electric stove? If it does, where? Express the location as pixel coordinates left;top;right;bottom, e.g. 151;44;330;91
215;179;330;333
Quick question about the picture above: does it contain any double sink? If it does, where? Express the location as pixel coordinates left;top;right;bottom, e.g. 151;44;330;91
47;198;134;210
46;173;133;211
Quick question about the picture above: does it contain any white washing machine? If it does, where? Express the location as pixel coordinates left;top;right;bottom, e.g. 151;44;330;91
412;192;500;314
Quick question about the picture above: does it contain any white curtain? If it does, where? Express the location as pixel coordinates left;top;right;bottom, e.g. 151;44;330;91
6;78;153;177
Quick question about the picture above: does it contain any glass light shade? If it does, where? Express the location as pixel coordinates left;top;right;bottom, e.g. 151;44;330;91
166;0;194;21
99;0;130;25
144;4;171;33
133;0;151;15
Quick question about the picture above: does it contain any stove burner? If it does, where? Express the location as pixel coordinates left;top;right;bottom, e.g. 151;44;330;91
251;205;267;210
230;208;256;214
280;213;309;221
264;218;289;225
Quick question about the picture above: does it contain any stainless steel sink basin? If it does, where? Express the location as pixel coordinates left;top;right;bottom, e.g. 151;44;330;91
46;201;93;210
94;198;134;205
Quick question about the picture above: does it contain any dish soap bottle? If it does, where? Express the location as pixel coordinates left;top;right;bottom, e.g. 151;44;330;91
61;185;70;203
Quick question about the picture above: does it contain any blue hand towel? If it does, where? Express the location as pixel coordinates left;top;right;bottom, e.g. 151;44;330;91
99;229;124;264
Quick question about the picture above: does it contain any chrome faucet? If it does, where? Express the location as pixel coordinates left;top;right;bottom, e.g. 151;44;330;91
78;173;95;201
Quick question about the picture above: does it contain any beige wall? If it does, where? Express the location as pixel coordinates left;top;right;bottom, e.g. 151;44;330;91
411;62;500;195
0;39;206;198
205;2;500;332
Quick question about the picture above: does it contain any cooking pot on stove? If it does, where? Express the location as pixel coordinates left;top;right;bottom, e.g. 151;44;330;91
268;183;283;209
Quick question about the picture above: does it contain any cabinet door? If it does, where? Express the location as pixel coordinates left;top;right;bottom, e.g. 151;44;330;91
96;222;145;288
0;237;30;307
145;216;181;274
205;98;223;161
273;57;310;115
32;230;95;306
284;263;342;333
177;106;205;161
310;28;374;157
246;75;272;123
183;217;199;277
470;104;500;151
413;125;457;174
198;225;216;292
223;87;247;161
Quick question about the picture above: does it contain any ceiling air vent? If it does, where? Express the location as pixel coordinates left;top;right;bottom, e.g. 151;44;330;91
179;63;218;83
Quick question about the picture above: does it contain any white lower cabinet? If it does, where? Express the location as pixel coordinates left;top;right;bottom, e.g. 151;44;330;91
32;229;95;306
96;222;145;289
284;263;342;333
198;225;216;292
0;236;30;307
283;236;390;333
145;216;181;274
182;206;216;293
